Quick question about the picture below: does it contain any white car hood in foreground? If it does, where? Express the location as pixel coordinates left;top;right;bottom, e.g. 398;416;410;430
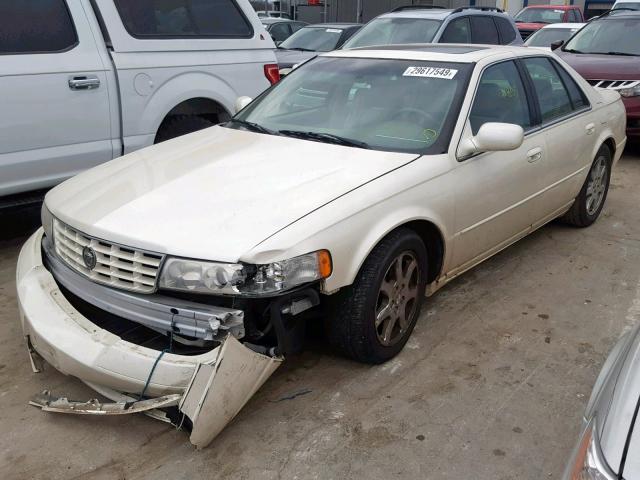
46;126;417;261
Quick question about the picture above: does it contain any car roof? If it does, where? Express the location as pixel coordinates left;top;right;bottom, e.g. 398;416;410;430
326;44;544;63
524;4;577;9
539;22;586;29
303;23;361;28
260;18;301;25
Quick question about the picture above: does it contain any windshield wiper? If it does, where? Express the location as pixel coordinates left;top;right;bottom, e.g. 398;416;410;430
563;48;585;54
285;47;314;51
605;51;638;56
227;119;277;135
279;130;370;149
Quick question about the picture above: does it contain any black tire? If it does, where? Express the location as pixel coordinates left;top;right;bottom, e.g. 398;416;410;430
154;115;214;144
563;144;612;227
326;228;428;364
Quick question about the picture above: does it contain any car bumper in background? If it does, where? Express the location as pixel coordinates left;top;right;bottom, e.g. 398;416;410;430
622;96;640;137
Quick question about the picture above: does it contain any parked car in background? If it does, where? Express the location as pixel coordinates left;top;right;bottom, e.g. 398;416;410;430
261;17;307;44
562;321;640;479
341;5;522;49
0;0;279;205
524;23;585;51
515;5;584;41
556;10;640;138
256;10;292;19
613;0;640;10
276;23;361;75
18;45;625;447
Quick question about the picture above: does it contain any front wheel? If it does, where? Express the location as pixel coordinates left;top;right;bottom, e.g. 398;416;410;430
326;229;428;364
563;145;611;228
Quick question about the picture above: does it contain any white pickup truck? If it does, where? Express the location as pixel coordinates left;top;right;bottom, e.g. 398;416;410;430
0;0;278;204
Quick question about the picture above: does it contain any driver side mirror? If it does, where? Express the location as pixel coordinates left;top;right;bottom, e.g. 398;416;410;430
234;96;253;114
550;40;564;51
458;123;524;159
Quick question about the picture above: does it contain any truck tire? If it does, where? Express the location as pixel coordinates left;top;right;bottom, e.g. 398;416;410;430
326;228;428;364
563;144;612;228
154;115;214;144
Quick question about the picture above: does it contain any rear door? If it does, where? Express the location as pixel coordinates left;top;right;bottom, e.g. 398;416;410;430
0;0;113;197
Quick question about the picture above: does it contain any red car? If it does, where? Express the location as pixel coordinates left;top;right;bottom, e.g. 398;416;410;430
515;5;584;40
556;10;640;137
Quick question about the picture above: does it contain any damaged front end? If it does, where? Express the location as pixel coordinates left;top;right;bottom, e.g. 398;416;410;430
18;229;321;448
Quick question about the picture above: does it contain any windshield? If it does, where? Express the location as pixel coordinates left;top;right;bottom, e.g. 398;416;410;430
564;17;640;55
613;2;640;9
229;57;471;155
515;8;565;23
342;17;441;49
525;27;580;46
280;27;343;52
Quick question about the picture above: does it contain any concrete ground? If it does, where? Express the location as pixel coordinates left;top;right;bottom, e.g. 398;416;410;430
1;146;639;480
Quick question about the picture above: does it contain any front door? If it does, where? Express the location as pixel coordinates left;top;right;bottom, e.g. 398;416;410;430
449;59;546;273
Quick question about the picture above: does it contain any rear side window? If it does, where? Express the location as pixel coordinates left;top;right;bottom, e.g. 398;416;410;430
522;57;573;123
495;17;516;44
0;0;77;54
470;16;500;44
113;0;253;38
441;17;471;43
553;60;590;110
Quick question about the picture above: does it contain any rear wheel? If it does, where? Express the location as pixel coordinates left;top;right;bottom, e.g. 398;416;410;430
563;145;611;227
326;229;428;364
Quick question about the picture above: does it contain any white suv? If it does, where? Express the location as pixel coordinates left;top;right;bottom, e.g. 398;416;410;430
0;0;278;203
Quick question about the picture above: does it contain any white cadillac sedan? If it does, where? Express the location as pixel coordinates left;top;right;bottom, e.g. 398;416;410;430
17;45;626;446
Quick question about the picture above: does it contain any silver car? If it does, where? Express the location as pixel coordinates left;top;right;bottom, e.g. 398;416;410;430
563;322;640;479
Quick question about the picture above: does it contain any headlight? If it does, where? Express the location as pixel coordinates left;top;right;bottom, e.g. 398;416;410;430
619;84;640;98
41;203;53;240
159;250;332;297
567;420;616;480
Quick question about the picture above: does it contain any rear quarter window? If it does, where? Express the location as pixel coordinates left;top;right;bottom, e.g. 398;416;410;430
495;16;516;44
113;0;253;39
470;16;500;44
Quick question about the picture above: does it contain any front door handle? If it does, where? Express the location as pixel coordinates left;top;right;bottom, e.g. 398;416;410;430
585;123;596;135
527;147;543;163
69;75;100;90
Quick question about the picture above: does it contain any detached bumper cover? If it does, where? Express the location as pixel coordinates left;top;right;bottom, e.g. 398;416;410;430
17;229;283;447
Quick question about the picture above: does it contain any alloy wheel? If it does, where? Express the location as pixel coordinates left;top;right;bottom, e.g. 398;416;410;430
586;155;608;216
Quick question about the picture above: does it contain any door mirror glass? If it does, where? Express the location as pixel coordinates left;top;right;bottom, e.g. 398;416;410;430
458;122;524;158
235;96;253;114
550;40;564;50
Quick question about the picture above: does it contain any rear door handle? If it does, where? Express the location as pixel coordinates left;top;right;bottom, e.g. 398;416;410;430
69;75;100;90
585;123;596;135
527;147;543;163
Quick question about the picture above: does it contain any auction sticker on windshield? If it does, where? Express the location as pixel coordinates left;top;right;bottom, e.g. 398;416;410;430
403;66;458;80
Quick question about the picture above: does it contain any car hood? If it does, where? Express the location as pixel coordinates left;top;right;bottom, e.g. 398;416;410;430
275;49;318;67
46;126;417;262
556;51;640;79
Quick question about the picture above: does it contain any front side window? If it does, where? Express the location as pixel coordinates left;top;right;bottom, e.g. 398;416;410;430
469;61;532;134
269;23;291;42
113;0;253;38
515;8;566;24
470;16;500;45
563;17;640;55
231;57;472;154
524;27;580;47
342;17;442;49
280;27;343;52
0;0;77;54
522;57;573;123
441;18;471;43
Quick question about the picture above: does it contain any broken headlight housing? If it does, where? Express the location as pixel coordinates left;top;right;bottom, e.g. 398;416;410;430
159;250;332;297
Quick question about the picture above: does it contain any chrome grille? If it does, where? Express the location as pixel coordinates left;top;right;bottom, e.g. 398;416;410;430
587;79;640;90
53;219;163;294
